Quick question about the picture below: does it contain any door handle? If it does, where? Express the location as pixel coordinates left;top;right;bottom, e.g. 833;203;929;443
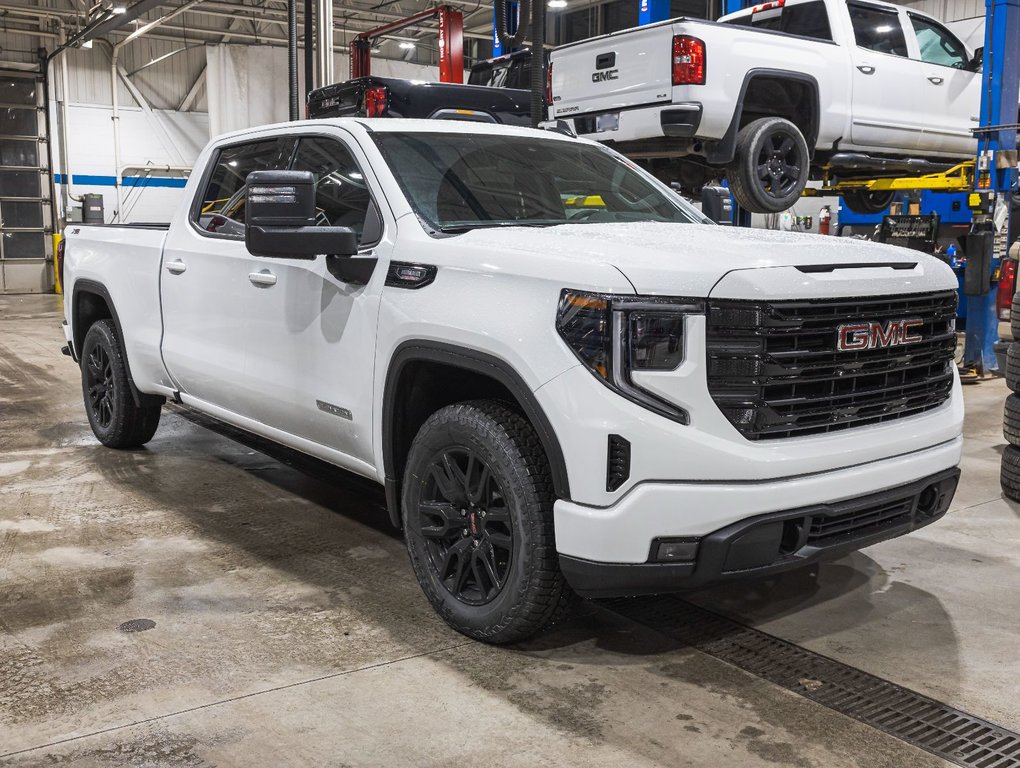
165;260;187;274
248;271;277;287
927;75;944;85
856;65;876;75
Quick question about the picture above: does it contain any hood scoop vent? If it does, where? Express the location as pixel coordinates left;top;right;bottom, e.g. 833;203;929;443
795;262;918;274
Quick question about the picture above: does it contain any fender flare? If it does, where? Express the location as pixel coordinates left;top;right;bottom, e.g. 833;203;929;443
381;340;571;528
705;68;821;165
71;279;165;409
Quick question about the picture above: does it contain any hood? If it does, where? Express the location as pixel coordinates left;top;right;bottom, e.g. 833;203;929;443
453;222;957;298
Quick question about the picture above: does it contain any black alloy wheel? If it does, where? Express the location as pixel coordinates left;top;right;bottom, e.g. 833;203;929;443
84;342;115;429
755;130;803;200
419;448;514;606
728;116;811;214
79;319;162;448
402;400;571;643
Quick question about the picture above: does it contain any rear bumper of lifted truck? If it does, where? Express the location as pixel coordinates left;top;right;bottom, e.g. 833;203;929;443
554;438;962;597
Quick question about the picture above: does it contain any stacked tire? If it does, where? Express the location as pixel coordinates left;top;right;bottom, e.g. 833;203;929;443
1001;292;1020;500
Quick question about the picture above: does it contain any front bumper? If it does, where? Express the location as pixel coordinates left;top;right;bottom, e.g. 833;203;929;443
559;466;959;598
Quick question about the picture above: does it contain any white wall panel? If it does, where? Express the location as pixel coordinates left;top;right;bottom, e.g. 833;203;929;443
52;103;208;224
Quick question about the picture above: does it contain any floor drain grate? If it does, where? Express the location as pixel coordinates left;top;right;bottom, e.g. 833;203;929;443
602;595;1020;768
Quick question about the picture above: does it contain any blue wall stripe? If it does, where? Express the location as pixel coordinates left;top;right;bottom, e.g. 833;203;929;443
54;173;188;189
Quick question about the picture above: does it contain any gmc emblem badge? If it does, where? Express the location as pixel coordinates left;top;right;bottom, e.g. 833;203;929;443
836;319;924;351
592;69;619;83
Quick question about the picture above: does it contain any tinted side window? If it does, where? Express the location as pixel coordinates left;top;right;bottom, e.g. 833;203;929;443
849;4;908;57
291;136;375;243
782;1;832;40
910;16;968;68
196;138;293;235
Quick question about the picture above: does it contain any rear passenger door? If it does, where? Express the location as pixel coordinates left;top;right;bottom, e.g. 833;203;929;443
160;136;295;416
906;13;980;156
847;3;927;151
242;133;391;470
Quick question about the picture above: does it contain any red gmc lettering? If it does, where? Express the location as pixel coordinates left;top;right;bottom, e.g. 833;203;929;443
836;319;925;351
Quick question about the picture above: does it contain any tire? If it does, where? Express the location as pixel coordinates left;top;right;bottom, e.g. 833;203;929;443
728;116;810;214
1007;343;1020;392
401;400;570;644
1005;393;1020;447
1011;292;1020;341
1001;444;1020;501
841;190;896;215
80;319;161;448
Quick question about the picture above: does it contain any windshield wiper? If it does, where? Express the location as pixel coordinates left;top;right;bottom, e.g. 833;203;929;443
437;220;563;234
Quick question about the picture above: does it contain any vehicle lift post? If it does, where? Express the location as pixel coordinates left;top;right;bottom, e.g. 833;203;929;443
964;0;1019;374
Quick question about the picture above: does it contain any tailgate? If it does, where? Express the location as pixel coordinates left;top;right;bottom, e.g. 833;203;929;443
550;21;677;118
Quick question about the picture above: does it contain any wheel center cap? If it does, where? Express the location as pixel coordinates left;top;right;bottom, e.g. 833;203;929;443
468;511;480;537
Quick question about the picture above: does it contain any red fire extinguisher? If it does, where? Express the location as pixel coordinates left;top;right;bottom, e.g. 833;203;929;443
818;205;832;236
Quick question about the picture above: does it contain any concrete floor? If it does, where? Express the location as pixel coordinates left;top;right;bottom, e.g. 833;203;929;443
1;293;1017;768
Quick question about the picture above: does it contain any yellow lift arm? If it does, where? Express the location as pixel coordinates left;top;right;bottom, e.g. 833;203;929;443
804;160;976;196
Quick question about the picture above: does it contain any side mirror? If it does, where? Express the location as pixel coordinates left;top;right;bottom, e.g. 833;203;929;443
244;170;358;259
969;47;984;71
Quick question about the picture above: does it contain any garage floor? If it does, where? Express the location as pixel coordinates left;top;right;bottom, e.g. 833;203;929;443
1;293;1017;768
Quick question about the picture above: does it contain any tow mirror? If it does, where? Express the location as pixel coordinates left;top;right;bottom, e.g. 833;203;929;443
244;170;359;259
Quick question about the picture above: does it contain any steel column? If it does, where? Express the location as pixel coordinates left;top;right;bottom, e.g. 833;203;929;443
964;0;1020;373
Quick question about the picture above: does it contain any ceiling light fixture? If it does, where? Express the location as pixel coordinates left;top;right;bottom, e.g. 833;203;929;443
398;41;415;49
548;0;568;7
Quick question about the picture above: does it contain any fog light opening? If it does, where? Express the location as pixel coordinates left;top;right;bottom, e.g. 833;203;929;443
917;484;941;517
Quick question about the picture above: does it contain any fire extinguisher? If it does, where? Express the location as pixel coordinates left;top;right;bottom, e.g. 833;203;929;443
818;205;832;236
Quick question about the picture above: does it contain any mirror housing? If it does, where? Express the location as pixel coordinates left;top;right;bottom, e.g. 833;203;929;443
244;170;359;259
969;47;984;71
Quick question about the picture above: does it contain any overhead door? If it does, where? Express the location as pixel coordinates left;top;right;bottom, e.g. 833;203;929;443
0;73;51;294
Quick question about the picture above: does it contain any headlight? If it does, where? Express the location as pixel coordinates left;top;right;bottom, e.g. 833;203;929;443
556;289;704;424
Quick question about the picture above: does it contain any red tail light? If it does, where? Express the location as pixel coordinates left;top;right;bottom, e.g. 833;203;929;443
546;61;553;106
57;237;66;293
672;36;706;86
363;86;388;118
997;258;1016;321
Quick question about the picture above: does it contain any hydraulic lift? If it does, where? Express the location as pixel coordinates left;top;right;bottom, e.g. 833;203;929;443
349;6;465;84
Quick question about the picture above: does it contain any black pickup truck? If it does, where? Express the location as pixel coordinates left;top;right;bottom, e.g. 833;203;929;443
307;75;530;124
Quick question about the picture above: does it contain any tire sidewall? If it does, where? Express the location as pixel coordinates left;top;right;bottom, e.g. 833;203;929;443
402;407;544;636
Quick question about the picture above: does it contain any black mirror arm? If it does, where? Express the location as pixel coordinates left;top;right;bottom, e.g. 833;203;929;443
326;254;378;285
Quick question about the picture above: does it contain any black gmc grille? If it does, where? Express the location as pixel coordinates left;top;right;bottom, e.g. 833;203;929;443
705;291;957;440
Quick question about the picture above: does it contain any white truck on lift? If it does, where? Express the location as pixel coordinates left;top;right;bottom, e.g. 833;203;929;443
549;0;988;214
61;119;962;643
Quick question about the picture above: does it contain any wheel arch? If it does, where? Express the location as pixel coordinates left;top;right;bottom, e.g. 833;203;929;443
71;279;164;409
382;341;571;529
706;68;821;166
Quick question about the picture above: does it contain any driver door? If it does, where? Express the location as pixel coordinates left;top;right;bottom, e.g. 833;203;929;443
242;133;390;469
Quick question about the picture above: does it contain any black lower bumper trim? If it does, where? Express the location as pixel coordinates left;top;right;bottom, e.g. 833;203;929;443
660;104;702;138
560;467;960;598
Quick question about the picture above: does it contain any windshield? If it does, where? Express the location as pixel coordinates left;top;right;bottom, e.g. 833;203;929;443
371;132;703;233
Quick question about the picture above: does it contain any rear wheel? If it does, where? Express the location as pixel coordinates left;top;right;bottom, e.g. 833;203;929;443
841;189;896;215
402;400;570;644
728;116;810;214
80;319;161;448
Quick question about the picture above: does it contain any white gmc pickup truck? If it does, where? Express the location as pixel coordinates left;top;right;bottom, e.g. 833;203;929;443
62;119;963;643
549;0;991;214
